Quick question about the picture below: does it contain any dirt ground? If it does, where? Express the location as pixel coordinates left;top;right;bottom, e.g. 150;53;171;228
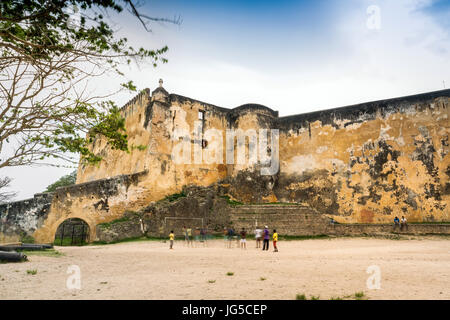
0;237;449;300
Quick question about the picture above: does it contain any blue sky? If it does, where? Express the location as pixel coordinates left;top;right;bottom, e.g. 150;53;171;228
3;0;450;199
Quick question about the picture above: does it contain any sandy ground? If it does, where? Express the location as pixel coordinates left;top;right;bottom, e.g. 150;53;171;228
0;237;449;300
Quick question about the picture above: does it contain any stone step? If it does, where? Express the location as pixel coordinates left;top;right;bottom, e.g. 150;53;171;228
232;205;309;209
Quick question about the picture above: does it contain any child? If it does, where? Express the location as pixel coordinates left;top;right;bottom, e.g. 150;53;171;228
240;228;247;249
169;230;175;249
273;229;278;252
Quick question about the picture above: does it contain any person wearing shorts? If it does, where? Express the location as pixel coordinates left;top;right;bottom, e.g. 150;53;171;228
255;227;262;249
227;227;234;248
240;228;247;249
169;231;175;249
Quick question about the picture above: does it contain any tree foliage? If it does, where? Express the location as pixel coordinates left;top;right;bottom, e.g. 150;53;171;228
0;0;177;169
45;170;77;192
0;176;16;203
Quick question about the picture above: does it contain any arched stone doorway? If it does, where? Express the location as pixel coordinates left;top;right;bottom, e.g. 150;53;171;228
54;218;90;246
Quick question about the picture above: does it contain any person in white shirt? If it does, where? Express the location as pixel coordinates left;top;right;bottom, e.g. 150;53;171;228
254;227;263;249
400;216;408;231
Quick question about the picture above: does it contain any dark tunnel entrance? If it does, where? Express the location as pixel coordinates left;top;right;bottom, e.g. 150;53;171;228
55;218;90;246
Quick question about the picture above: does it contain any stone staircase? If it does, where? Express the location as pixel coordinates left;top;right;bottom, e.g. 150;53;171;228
229;204;332;236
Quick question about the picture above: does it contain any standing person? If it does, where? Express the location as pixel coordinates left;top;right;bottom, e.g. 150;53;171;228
227;227;234;248
262;226;270;251
183;226;189;246
187;227;193;247
159;225;165;242
169;230;175;249
240;228;247;250
272;229;278;252
200;227;207;246
255;226;262;249
401;216;408;231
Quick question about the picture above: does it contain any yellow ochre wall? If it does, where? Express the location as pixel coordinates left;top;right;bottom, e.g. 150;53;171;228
21;86;449;243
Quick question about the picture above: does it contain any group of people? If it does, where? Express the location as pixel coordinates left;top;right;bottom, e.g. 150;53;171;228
393;216;408;231
168;225;279;252
225;226;278;252
168;226;208;249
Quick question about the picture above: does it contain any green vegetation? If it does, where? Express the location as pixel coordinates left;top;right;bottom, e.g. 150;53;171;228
98;216;131;229
91;236;164;246
22;249;64;257
20;234;35;244
163;191;187;202
221;196;243;206
297;293;370;300
26;269;37;275
131;144;148;151
208;280;216;284
0;0;175;169
259;277;267;281
354;292;365;300
54;237;88;246
279;234;329;241
45;171;77;192
226;272;234;276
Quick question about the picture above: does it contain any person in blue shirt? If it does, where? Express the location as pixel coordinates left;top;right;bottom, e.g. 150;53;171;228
393;216;400;231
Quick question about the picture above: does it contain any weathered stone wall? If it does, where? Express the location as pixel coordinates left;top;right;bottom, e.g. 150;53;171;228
95;185;232;243
272;92;449;224
0;193;53;243
1;86;449;243
229;204;331;235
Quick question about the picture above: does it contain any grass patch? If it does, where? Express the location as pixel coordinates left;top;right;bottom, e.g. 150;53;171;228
98;216;131;229
226;272;234;276
260;277;267;281
163;191;186;202
22;249;64;257
20;235;35;244
279;234;329;241
208;280;216;284
310;295;320;300
91;236;165;246
221;196;243;206
330;296;343;300
26;269;37;275
296;294;306;300
354;292;365;300
53;237;88;246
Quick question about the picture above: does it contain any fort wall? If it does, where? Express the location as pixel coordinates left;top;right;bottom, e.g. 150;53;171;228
1;84;449;243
